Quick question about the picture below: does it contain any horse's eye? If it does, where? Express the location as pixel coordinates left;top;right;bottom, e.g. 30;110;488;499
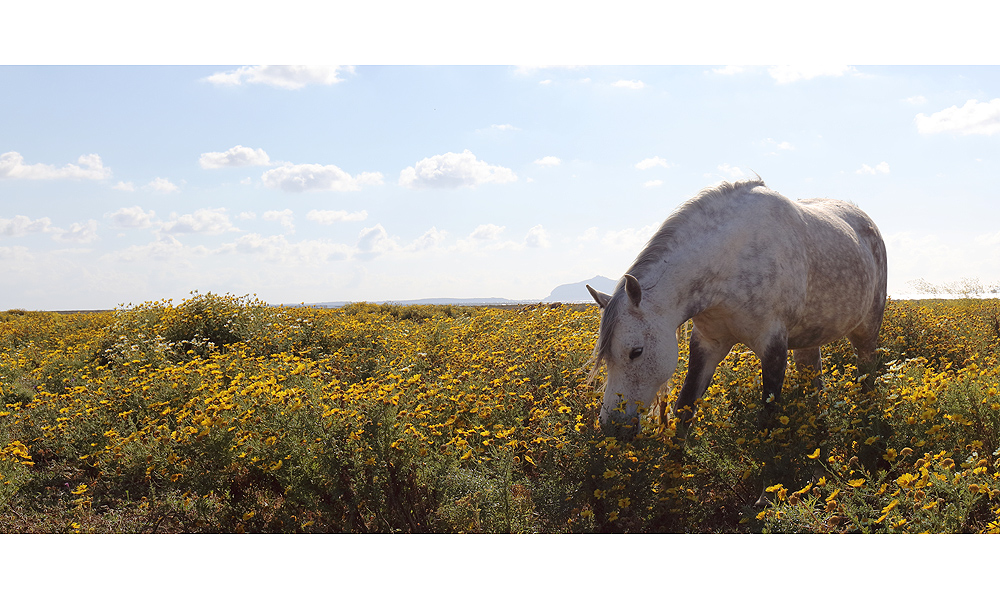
629;347;643;361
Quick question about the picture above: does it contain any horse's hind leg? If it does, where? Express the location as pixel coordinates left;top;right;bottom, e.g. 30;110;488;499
848;322;881;394
849;279;887;393
755;331;793;507
849;315;890;473
793;346;829;482
793;347;823;390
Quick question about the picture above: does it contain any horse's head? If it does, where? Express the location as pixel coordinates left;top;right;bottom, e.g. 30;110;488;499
588;274;679;440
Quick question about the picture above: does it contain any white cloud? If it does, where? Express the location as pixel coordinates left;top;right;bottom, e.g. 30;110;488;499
306;209;369;224
0;151;111;180
903;95;927;105
399;150;516;190
470;224;505;241
534;156;561;167
539;79;552;85
106;206;156;229
857;161;890;175
262;163;384;192
52;220;99;244
0;215;99;243
525;225;550;248
601;224;660;252
915;98;1000;135
712;65;745;76
716;163;746;179
0;244;31;262
884;231;1000;296
263;209;295;233
763;138;795;151
612;79;645;90
204;65;354;89
144;177;179;193
237;211;256;220
407;227;447;251
215;224;448;265
0;215;55;237
220;233;353;263
356;224;397;259
477;124;519;133
105;235;195;263
578;227;598;242
635;156;672;170
644;180;663;188
768;65;854;84
161;208;237;235
199;145;271;169
113;181;136;192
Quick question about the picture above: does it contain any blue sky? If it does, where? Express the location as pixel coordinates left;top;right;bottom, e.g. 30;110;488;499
3;8;1000;309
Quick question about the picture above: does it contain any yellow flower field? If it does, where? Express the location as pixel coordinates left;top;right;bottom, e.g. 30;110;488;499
1;293;999;532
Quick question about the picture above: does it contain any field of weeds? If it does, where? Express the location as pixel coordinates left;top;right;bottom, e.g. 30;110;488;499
2;293;999;533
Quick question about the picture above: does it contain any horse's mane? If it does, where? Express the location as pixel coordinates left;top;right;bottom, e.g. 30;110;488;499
591;177;766;371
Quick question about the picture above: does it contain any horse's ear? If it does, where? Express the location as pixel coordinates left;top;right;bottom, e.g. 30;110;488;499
624;274;642;306
587;285;611;309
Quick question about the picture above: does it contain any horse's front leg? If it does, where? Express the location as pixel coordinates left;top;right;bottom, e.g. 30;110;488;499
759;334;788;429
671;325;733;441
755;332;789;507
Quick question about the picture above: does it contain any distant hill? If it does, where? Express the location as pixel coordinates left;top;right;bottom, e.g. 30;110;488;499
308;297;518;308
543;275;617;304
306;276;618;308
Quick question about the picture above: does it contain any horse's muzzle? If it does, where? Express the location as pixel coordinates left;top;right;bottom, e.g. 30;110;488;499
599;410;641;441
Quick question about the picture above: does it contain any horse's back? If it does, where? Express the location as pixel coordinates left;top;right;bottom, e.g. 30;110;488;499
785;197;887;348
796;198;886;286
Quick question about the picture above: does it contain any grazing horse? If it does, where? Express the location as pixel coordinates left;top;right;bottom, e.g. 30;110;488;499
587;178;887;445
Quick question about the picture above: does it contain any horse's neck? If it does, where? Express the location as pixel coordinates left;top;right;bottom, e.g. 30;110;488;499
642;248;719;326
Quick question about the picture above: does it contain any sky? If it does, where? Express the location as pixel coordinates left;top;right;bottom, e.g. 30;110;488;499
3;5;1000;310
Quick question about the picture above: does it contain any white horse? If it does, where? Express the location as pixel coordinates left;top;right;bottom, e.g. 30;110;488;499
587;178;887;443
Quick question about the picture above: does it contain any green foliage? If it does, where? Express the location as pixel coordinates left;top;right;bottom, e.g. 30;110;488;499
1;292;1000;533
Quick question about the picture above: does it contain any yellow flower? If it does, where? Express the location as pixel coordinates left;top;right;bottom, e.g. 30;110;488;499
847;478;865;488
807;448;821;459
594;489;607;499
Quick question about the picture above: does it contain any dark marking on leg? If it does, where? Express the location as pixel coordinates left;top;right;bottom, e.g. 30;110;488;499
756;333;789;508
672;326;733;441
758;335;788;429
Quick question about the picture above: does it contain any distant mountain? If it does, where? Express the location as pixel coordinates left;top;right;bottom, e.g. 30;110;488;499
305;276;618;308
544;275;617;304
309;297;518;308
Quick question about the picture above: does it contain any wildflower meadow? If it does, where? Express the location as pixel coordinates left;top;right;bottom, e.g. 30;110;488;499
2;292;999;533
